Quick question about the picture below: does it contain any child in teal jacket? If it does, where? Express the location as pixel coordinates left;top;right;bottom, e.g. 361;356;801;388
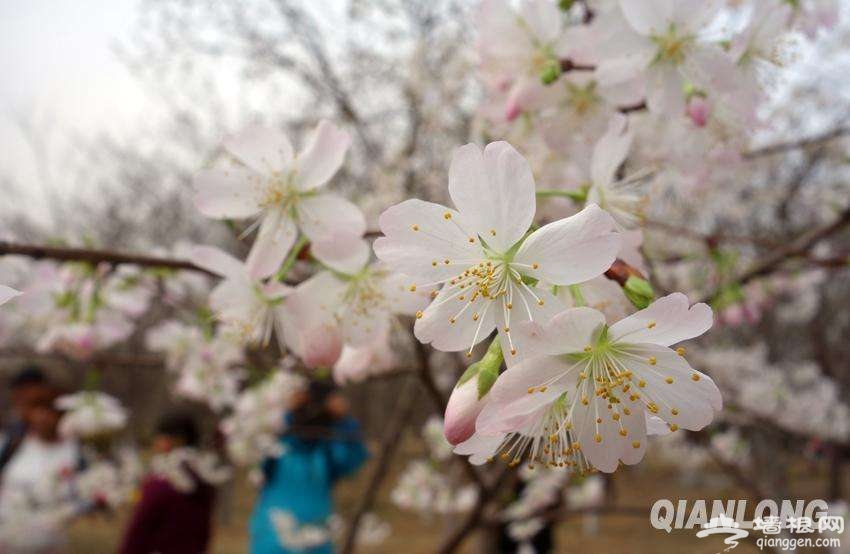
250;384;368;554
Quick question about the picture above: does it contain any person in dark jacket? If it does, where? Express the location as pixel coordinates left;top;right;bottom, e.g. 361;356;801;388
118;413;215;554
0;366;49;474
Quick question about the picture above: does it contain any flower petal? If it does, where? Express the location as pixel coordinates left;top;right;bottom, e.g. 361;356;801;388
193;166;264;219
514;307;606;357
591;114;632;188
514;204;620;285
311;235;371;275
618;0;673;36
448;141;535;253
414;287;497;353
246;209;298;279
189;246;247;281
453;431;504;465
0;285;21;306
294;120;351;191
609;292;712;346
373;199;482;283
573;391;647;471
619;344;722;430
297;193;366;245
478;355;582;433
223;124;294;175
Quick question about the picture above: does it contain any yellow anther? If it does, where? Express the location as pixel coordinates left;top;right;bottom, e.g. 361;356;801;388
669;424;679;432
612;413;621;421
411;224;420;231
623;408;631;416
472;313;479;321
632;441;641;449
619;429;628;437
468;237;475;243
537;299;545;306
638;379;646;388
596;417;602;424
671;408;679;416
527;387;535;394
665;377;674;384
431;261;437;267
443;212;452;219
415;311;423;319
409;285;417;292
444;259;450;265
648;357;657;365
648;321;656;329
676;347;686;356
647;403;659;414
594;433;602;443
506;303;513;309
510;348;517;356
691;373;701;381
532;263;539;269
584;345;592;353
490;229;496;236
449;317;456;324
538;386;547;393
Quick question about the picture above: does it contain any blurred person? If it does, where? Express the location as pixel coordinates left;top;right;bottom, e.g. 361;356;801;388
0;366;49;474
0;385;80;554
250;381;368;554
118;412;216;554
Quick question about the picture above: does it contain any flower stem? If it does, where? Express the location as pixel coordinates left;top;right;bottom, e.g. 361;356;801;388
276;235;310;282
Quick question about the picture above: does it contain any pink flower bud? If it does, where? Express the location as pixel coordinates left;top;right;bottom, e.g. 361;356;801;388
444;378;487;445
687;97;710;127
299;325;343;369
504;97;522;122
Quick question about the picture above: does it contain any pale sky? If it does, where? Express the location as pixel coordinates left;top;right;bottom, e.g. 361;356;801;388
0;0;152;196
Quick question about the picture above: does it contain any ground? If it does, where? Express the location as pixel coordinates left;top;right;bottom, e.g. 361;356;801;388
69;441;833;553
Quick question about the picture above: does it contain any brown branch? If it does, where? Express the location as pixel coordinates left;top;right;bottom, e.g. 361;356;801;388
743;126;850;159
699;205;850;304
0;241;214;276
340;378;418;554
438;464;511;554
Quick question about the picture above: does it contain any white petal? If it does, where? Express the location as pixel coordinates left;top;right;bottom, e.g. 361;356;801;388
478;355;581;433
591;114;633;188
618;0;673;36
246;210;298;279
0;285;21;306
373;199;482;283
609;292;712;346
454;432;504;466
572;387;647;472
193;166;264;219
414;288;497;353
297;193;366;245
514;307;606;357
519;0;562;43
223;124;294;175
672;0;720;34
619;344;722;430
294;120;351;191
311;235;370;275
646;65;685;115
514;204;620;285
380;270;433;316
499;286;567;366
189;246;247;281
341;305;391;347
448;142;535;253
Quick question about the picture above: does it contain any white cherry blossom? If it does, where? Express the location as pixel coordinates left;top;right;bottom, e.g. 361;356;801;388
193;120;365;278
374;141;620;360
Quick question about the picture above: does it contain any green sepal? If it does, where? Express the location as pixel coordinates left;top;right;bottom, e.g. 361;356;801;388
623;276;654;309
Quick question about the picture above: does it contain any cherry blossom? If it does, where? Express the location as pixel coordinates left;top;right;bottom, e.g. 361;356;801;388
56;392;129;440
596;0;736;115
461;293;722;472
374;141;621;359
193;120;365;278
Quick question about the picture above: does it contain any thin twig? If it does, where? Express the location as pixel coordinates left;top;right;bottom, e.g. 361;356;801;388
340;377;418;554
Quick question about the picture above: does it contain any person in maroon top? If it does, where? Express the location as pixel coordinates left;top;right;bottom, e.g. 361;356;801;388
119;413;215;554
